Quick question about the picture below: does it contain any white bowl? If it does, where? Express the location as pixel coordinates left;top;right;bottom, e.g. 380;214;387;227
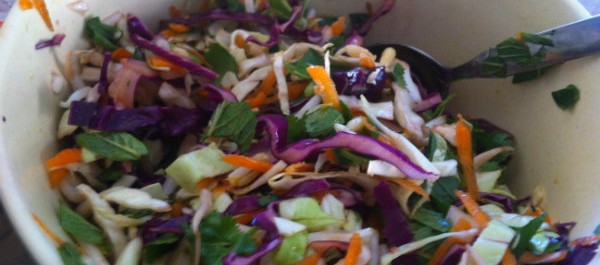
0;0;598;264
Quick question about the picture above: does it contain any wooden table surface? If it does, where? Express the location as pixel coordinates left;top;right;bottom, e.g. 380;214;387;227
0;1;598;265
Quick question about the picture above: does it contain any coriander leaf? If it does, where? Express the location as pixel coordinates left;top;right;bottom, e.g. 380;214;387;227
496;38;532;66
75;132;148;161
286;49;324;80
413;208;451;233
143;233;180;263
58;242;86;265
333;148;372;165
511;213;546;258
430;177;460;214
392;64;407;88
409;221;437;240
268;0;293;18
287;115;308;143
200;211;257;265
85;17;122;51
132;47;145;61
206;102;257;153
472;121;514;153
204;43;238;84
552;84;580;110
520;32;554;47
257;194;278;207
59;203;104;245
303;106;344;138
482;56;507;77
478;151;512;172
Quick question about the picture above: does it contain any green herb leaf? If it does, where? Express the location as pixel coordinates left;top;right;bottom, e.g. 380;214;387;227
333;148;372;165
472;121;514;153
478;151;512;172
258;194;278;207
511;65;554;84
431;94;456;118
132;47;145;61
59;203;104;245
143;233;180;263
520;32;554;47
511;213;547;258
430;177;460;214
287;115;308;143
552;84;580;110
226;0;245;11
392;63;407;88
206;102;257;153
268;0;293;18
339;100;353;122
286;49;325;80
413;208;451;233
75;132;148;161
200;211;257;265
482;56;507;77
496;38;532;66
98;165;123;183
304;106;344;138
204;43;238;84
58;242;86;265
85;17;122;51
425;133;451;162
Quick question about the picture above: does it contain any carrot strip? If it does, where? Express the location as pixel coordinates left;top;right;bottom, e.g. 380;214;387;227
384;177;429;199
235;34;246;49
246;70;277;108
33;0;53;31
501;249;517;265
148;56;187;74
330;16;346;37
324;148;337;164
168;23;189;33
32;214;64;246
234;210;264;225
307;66;341;111
532;207;553;224
297;253;321;265
19;0;33;10
112;47;133;60
196;178;216;189
455;190;489;227
343;233;362;265
160;29;178;38
211;183;228;196
285;162;315;173
456;114;479;199
46;148;82;169
48;169;69;188
359;56;376;69
287;81;308;101
222;155;273;172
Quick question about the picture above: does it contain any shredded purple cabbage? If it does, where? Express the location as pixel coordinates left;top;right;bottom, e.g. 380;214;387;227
224;195;262;216
284;179;331;198
252;203;279;242
331;66;385;101
373;181;413;246
246;5;302;48
479;192;530;213
130;34;218;80
127;15;154;40
97;52;112;95
222;238;282;265
139;215;191;243
35;34;66;50
257;115;437;180
561;242;599;265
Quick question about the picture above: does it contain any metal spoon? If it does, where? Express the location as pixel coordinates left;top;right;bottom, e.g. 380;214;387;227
368;15;600;95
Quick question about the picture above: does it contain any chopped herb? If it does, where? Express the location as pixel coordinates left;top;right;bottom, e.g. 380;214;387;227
58;242;86;265
98;165;123;183
519;32;554;47
258;194;278;207
287;115;308;143
303;106;344;138
338;99;353;122
268;0;293;18
286;49;325;80
425;133;451;162
132;47;145;61
429;177;460;214
496;38;532;66
225;0;245;11
85;17;122;51
412;208;451;233
206;102;257;153
478;151;512;172
329;34;348;51
59;203;104;245
199;211;257;265
75;132;148;161
472;121;514;153
482;56;507;77
392;63;407;88
143;233;180;263
430;94;456;119
511;213;547;258
204;43;238;85
512;65;554;84
552;84;580;110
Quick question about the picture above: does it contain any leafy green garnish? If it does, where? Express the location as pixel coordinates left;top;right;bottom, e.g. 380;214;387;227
511;213;547;258
258;194;278;207
98;165;123;183
58;242;85;265
200;211;257;265
75;132;148;161
287;115;308;143
430;177;460;214
482;56;507;77
317;16;339;27
478;151;512;172
552;84;580;110
59;203;104;245
204;43;238;84
412;208;451;233
268;0;293;18
392;63;408;88
206;102;257;153
431;94;456;118
132;47;145;61
304;106;345;138
273;232;309;265
333;148;372;165
496;38;532;66
472;122;514;153
511;65;554;84
85;17;122;51
286;49;325;80
425;133;451;162
143;233;180;263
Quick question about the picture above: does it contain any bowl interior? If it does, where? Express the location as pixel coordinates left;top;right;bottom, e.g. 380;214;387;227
0;0;598;264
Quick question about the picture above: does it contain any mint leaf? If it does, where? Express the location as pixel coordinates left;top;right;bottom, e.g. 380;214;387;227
204;43;238;84
339;99;353;121
143;233;180;263
552;84;580;110
287;115;308;143
85;17;121;51
75;132;148;161
430;177;460;214
268;0;293;18
200;211;257;265
496;38;532;66
59;203;104;245
206;102;257;153
511;213;546;258
304;106;344;138
511;65;554;84
412;208;451;233
286;49;324;80
333;148;372;165
392;63;407;88
58;242;85;265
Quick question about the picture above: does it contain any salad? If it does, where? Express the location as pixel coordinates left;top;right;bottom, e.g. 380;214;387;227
34;0;599;264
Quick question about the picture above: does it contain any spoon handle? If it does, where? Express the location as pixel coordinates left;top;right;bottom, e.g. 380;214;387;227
451;15;600;80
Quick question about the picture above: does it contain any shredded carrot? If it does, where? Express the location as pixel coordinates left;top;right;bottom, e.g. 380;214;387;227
196;178;216;190
455;190;490;227
343;233;362;265
170;202;184;217
19;0;33;10
222;155;273;173
234;209;263;225
33;0;53;31
456;114;479;200
427;217;476;265
211;183;228;196
168;23;189;33
46;148;82;170
501;249;517;265
169;6;181;17
32;214;64;246
516;32;523;42
359;56;376;69
376;135;394;146
246;70;277;108
160;29;178;38
235;34;246;49
147;56;187;74
48;168;69;188
287;81;308;101
297;253;322;265
307;66;341;111
330;16;346;37
112;47;133;60
285;162;315;173
384;177;429;199
324;148;337;164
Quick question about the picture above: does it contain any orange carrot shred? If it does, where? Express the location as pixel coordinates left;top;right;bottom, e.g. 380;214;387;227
284;162;315;173
19;0;33;10
46;148;82;169
246;70;277;108
222;155;272;173
456;114;479;199
297;253;322;265
385;177;430;199
359;56;376;69
48;168;69;188
211;183;228;196
455;190;490;227
343;233;362;265
330;16;346;37
324;148;337;164
307;66;341;111
112;47;133;60
32;214;64;246
196;178;216;190
235;34;246;49
516;32;523;42
168;23;189;33
160;29;178;38
501;249;517;265
287;81;308;101
148;56;187;74
33;0;53;31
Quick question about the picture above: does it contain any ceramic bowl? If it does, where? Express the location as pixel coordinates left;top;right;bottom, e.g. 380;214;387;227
0;0;597;264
